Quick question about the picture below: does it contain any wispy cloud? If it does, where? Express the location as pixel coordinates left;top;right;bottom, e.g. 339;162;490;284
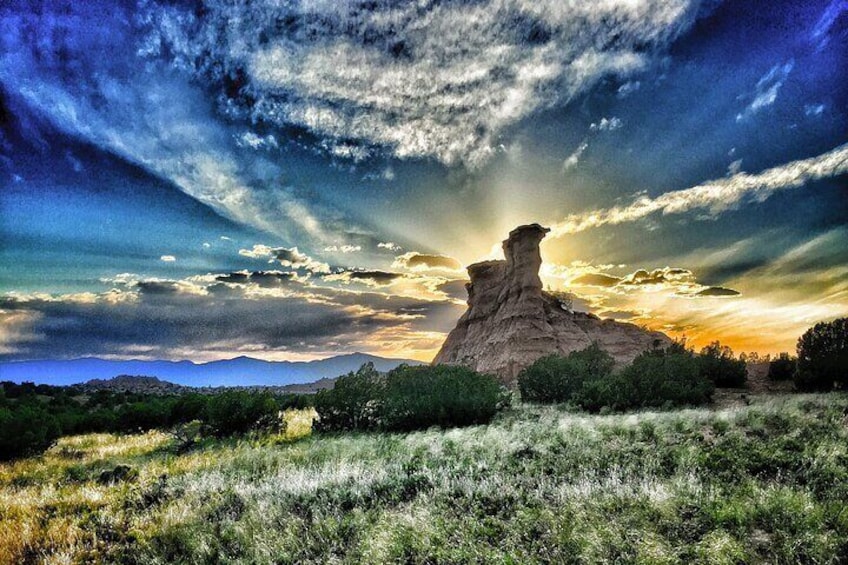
324;245;362;254
146;0;703;168
736;61;793;121
0;3;334;244
562;140;589;171
550;143;848;237
378;242;403;252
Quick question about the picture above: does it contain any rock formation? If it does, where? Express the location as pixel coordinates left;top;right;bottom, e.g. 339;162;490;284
433;224;671;383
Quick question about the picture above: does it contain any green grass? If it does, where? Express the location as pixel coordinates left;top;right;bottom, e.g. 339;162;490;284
2;397;847;564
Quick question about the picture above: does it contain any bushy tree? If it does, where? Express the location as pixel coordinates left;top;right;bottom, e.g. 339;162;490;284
518;343;614;403
203;390;280;436
0;403;61;460
767;352;796;382
314;363;507;432
313;363;383;432
578;345;713;412
795;317;848;391
698;341;747;387
382;365;507;431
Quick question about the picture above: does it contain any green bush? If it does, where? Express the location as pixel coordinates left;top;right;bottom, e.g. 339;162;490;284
698;341;747;387
382;365;507;431
0;403;62;460
796;317;848;391
202;390;280;437
314;363;507;432
518;344;614;403
577;344;714;412
314;363;383;432
767;352;796;381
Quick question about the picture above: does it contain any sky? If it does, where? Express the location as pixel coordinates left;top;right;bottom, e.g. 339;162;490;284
1;0;846;363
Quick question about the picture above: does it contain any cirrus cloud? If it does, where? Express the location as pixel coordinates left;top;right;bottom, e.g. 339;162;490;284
146;0;705;167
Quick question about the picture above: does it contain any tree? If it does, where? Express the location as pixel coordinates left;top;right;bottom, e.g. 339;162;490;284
795;318;848;391
313;363;383;432
698;341;747;388
203;390;280;436
578;345;713;412
518;343;614;404
0;403;62;460
767;352;796;382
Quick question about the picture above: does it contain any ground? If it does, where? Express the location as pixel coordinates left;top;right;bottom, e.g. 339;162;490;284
1;396;847;564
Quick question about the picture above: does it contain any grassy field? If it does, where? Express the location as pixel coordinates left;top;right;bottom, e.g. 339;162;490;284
1;396;847;564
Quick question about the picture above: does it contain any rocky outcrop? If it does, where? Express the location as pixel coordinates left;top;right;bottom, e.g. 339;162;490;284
433;224;671;383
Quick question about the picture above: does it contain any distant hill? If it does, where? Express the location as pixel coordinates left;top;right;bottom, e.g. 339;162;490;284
69;374;342;395
0;353;424;387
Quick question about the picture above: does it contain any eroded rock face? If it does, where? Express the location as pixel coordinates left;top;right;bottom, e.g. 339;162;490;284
433;224;671;383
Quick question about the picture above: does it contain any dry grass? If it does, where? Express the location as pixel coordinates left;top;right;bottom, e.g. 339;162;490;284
1;397;846;564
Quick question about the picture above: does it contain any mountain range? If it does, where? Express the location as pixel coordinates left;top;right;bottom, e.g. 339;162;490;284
0;353;423;387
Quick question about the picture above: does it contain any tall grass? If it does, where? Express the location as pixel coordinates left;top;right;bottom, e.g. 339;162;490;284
1;396;846;563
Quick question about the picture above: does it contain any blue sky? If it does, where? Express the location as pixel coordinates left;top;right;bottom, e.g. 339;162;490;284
1;0;846;362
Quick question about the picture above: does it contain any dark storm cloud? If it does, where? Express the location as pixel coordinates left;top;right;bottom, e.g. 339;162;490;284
136;281;183;295
216;270;297;287
0;274;462;361
346;271;404;285
436;279;472;302
696;286;741;297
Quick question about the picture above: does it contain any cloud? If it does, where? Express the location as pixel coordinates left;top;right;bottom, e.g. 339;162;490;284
562;140;589;171
696;286;740;297
0;2;334;243
546;261;740;300
235;131;278;151
571;272;622;287
736;61;793;121
590;117;623;132
239;244;331;274
325;270;405;287
804;103;825;117
215;270;298;287
324;245;362;254
143;0;704;168
550;143;848;237
393;252;463;272
160;255;176;262
378;242;403;252
619;267;693;286
0;272;463;362
617;80;641;98
810;0;848;49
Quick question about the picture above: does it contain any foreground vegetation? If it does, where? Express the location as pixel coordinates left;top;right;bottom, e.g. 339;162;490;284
0;384;312;460
2;394;846;563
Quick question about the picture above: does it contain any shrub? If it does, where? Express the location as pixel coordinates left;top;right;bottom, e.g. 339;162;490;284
203;390;280;437
382;365;507;431
518;343;615;403
767;353;796;381
0;403;62;460
795;317;848;391
314;363;507;432
577;345;713;412
698;341;747;387
313;363;383;432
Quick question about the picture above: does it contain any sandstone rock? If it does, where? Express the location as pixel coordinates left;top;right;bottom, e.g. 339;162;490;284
433;224;671;384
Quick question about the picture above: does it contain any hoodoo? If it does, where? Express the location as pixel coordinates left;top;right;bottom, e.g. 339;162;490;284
433;224;671;383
